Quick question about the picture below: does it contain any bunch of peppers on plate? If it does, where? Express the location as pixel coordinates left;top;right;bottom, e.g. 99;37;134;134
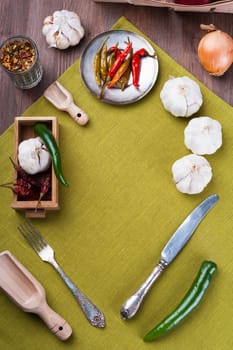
93;36;156;98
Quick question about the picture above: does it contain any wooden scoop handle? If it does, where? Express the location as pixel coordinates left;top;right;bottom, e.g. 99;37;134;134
66;102;89;126
36;300;72;341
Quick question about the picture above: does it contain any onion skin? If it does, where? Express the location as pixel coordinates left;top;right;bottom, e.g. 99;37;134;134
198;25;233;76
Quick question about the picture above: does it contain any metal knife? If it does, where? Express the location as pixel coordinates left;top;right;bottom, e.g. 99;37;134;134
120;194;219;320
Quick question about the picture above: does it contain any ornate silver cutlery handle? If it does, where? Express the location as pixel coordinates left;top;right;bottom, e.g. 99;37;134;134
120;259;168;320
51;259;105;328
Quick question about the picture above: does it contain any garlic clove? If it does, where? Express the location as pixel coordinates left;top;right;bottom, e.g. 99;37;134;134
67;16;84;38
68;30;82;46
43;15;54;24
43;25;60;48
59;23;79;46
18;137;51;175
53;10;66;21
160;76;203;117
172;154;212;194
184;116;222;155
55;32;70;50
42;16;54;36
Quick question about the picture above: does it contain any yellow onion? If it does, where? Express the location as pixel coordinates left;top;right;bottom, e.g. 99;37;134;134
198;24;233;76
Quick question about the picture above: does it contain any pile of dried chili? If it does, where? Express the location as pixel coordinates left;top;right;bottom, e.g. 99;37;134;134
0;158;52;203
0;39;36;72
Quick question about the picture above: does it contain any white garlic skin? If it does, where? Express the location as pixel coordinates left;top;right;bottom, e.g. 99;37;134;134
18;137;51;175
172;154;212;194
42;10;85;50
184;116;222;155
160;76;203;117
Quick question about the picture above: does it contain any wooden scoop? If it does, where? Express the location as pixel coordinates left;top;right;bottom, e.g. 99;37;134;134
44;81;89;126
0;250;72;341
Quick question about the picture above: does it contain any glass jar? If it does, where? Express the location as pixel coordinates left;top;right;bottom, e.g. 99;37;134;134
0;35;43;89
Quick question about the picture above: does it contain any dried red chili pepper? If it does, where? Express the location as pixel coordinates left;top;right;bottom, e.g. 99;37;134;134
0;178;34;199
14;178;32;197
35;174;51;210
9;157;41;188
132;48;156;88
0;157;52;202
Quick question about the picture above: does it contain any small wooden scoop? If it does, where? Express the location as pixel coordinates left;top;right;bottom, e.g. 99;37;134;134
44;81;89;126
0;250;72;341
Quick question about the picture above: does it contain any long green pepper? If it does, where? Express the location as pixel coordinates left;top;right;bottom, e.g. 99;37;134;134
93;36;109;86
34;123;68;187
100;37;109;83
144;260;217;341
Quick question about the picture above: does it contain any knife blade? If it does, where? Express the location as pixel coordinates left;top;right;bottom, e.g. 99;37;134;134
120;194;219;320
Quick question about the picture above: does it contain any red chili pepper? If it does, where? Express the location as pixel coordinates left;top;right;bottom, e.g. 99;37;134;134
13;178;33;197
134;48;149;57
108;41;132;78
35;174;51;210
40;174;50;194
108;46;121;59
108;45;118;53
108;49;132;88
0;179;33;198
0;158;52;202
9;157;41;188
132;48;156;88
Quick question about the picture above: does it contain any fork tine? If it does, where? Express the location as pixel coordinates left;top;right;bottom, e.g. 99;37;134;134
18;220;47;252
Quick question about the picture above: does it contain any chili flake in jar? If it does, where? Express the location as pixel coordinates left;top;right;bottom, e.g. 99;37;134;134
0;39;36;72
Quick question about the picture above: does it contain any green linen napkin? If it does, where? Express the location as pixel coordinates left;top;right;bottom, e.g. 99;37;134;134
0;16;232;350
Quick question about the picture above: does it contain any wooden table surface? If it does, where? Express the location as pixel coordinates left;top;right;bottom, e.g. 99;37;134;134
0;0;232;135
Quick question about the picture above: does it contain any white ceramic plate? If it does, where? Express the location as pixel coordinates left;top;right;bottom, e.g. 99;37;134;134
80;30;159;105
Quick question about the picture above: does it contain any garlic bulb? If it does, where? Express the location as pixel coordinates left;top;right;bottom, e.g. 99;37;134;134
184;116;222;155
42;10;84;50
172;154;212;194
18;137;51;175
160;76;203;117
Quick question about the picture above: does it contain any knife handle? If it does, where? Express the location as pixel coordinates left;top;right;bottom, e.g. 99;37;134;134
120;259;168;320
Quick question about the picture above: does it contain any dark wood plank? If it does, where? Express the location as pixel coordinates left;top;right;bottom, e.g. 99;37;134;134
0;0;232;134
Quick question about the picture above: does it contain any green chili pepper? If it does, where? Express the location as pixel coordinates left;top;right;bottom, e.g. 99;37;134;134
93;36;109;86
107;50;117;71
144;260;217;342
34;123;68;187
93;51;101;86
100;38;109;83
117;65;131;91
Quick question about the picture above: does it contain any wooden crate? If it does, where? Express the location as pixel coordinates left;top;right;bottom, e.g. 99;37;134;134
93;0;233;13
11;116;59;218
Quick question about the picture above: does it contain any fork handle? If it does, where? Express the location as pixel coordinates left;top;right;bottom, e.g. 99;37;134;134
51;260;105;328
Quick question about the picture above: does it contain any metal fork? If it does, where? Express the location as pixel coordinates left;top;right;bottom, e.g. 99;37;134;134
18;220;105;328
